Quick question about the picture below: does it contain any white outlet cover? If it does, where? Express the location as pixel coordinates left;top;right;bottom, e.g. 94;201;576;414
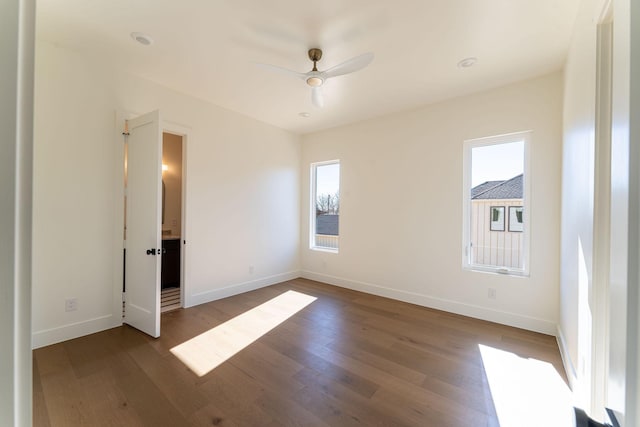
65;298;78;311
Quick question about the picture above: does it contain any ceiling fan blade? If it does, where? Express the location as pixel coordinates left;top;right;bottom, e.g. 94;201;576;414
312;86;324;108
254;62;307;81
321;52;374;79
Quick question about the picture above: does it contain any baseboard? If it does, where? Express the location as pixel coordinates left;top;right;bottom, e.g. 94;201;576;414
556;325;577;390
31;271;300;349
301;270;557;335
187;270;301;308
32;314;117;349
32;270;555;348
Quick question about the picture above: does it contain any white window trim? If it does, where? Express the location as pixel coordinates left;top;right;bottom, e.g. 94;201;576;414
462;131;531;276
310;159;340;252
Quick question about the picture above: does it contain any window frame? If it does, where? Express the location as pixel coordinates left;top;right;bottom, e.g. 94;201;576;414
310;159;340;253
462;131;531;276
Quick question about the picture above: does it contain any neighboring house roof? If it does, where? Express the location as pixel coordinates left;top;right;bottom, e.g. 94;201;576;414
316;214;339;236
472;174;523;199
471;180;504;198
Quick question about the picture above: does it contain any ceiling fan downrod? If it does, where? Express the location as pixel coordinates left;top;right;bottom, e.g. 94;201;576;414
308;48;322;72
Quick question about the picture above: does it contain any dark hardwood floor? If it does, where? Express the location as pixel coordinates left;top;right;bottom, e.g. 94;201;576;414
33;278;567;426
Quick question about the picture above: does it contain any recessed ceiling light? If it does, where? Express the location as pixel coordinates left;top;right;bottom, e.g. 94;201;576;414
130;32;154;46
299;112;311;118
457;57;477;68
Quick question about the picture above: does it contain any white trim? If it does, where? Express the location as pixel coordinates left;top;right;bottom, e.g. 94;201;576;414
186;271;301;308
607;0;636;422
589;12;613;422
301;270;556;335
594;0;612;23
112;110;129;334
309;159;340;251
557;325;578;391
462;264;528;277
32;315;115;349
162;119;191;136
462;130;531;276
310;247;339;254
3;0;35;423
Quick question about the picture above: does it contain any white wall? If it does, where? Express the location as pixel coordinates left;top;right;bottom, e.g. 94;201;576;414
32;41;301;348
301;72;563;335
559;0;601;406
608;0;640;424
1;0;34;424
561;0;640;424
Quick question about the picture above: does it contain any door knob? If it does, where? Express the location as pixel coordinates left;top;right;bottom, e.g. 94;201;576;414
146;248;156;255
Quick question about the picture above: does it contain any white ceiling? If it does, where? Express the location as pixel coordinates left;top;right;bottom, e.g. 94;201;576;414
36;0;580;134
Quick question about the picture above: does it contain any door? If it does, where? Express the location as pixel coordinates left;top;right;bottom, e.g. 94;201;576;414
124;110;162;337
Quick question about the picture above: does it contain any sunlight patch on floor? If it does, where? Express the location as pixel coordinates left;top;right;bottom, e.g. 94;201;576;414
479;344;574;427
170;290;317;376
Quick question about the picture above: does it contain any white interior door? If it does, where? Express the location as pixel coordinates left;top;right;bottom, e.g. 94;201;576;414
124;110;162;337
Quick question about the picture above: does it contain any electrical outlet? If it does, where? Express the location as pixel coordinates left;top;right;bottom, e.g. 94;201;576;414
65;298;78;312
488;288;497;299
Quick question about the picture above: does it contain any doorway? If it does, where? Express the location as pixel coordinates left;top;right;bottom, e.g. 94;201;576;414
119;110;190;338
160;132;184;312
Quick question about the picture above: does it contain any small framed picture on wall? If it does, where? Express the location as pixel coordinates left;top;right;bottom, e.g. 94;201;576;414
490;206;505;231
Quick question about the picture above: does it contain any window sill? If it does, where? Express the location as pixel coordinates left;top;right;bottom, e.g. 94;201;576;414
310;246;339;254
463;265;529;278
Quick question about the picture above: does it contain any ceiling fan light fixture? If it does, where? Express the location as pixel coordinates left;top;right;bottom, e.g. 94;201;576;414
306;76;324;87
256;48;373;109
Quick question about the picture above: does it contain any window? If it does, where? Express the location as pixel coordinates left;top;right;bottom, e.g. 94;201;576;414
310;160;340;251
508;206;524;232
462;132;530;275
490;206;505;231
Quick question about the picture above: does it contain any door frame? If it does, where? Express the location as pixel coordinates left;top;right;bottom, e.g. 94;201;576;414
589;4;613;421
113;110;191;327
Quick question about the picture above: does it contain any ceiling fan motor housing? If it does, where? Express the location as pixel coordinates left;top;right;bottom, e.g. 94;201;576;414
308;48;323;62
307;48;324;86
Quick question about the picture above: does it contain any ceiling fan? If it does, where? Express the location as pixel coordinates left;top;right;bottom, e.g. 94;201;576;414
257;48;374;108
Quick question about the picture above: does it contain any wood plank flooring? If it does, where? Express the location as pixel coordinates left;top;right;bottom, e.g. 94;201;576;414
33;278;567;426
